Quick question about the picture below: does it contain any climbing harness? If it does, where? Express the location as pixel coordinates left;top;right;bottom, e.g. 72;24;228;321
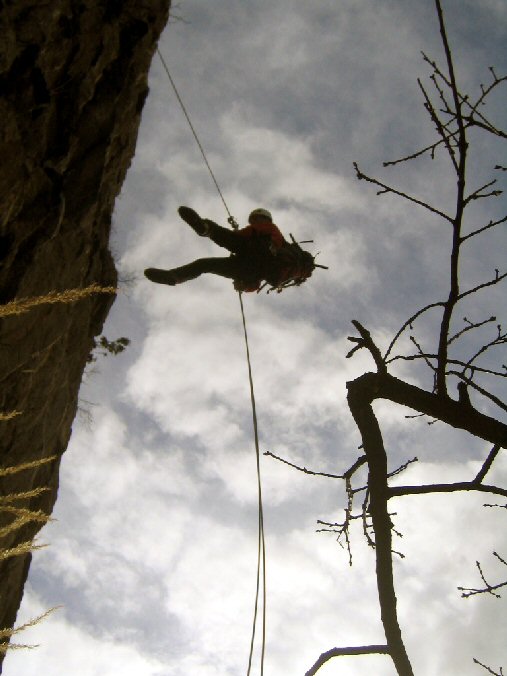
258;234;329;294
157;48;266;675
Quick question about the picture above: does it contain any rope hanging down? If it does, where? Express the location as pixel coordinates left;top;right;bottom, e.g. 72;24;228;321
239;291;267;676
156;48;266;674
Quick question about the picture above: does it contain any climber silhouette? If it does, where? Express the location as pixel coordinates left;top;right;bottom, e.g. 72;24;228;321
144;206;322;293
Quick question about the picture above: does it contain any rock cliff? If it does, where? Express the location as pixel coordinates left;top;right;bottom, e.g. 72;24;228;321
0;0;170;662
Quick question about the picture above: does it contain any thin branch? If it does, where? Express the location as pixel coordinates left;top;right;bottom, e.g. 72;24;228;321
464;178;502;205
263;450;345;479
465;115;507;139
347;320;387;374
384;301;445;361
383;133;450;166
344;455;368;479
448;316;496;346
461;214;507;243
317;509;365;566
417;77;458;171
387;457;418;480
386;269;506;372
464;323;507;370
383;115;502;168
475;445;501;483
421;53;507;137
353;162;452;222
472;658;504;676
457;269;507;302
465;68;507;134
448;372;507;414
317;515;365;529
305;645;390;676
430;70;453;115
313;455;369;567
459;553;507;599
410;334;436;373
387;354;507;379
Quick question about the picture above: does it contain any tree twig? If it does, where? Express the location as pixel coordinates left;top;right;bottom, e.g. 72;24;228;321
353;162;452;222
263;450;345;479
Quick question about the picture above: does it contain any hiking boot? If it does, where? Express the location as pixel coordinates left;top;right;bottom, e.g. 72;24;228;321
178;206;210;236
144;268;179;285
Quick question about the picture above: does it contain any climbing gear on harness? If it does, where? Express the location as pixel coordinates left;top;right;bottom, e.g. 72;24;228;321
259;235;329;293
178;206;210;236
248;208;272;223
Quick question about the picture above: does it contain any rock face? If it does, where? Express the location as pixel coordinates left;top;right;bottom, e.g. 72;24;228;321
0;0;170;661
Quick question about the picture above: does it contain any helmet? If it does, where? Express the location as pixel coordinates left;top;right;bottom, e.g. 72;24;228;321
248;208;272;223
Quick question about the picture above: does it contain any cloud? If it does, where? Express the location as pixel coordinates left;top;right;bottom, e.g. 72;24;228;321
5;593;167;676
220;109;366;213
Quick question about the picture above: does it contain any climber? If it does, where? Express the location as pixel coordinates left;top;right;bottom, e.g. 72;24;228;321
144;206;324;293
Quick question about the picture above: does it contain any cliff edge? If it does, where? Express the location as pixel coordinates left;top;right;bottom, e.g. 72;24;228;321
0;0;170;660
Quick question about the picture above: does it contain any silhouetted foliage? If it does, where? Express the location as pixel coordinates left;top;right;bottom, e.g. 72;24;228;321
87;336;130;363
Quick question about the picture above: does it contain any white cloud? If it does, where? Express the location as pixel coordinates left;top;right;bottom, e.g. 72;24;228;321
4;594;167;676
220;108;366;214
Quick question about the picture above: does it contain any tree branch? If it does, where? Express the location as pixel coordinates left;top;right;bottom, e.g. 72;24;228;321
472;657;505;676
347;320;387;374
461;214;507;242
349;371;507;449
389;482;507;499
457;269;507;302
387;354;506;379
263;450;346;480
305;645;390;676
464;178;502;205
459;553;507;599
447;372;507;414
432;0;470;396
417;77;458;171
353;162;452;222
447;316;496;346
384;301;445;361
476;445;502;483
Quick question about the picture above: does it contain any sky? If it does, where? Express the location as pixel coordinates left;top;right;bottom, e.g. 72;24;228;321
5;1;507;674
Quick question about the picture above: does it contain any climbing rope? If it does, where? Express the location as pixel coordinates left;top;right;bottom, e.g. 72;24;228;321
157;49;239;230
239;290;267;676
156;47;266;674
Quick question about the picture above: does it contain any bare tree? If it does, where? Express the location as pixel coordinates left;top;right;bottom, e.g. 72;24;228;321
270;1;506;674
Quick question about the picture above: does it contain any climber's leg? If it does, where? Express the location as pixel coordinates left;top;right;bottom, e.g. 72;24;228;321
144;257;245;286
178;206;248;254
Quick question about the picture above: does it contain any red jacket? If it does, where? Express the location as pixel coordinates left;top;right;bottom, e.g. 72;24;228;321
233;222;311;292
236;221;285;249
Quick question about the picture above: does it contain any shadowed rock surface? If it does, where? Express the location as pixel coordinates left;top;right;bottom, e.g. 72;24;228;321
0;0;170;661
